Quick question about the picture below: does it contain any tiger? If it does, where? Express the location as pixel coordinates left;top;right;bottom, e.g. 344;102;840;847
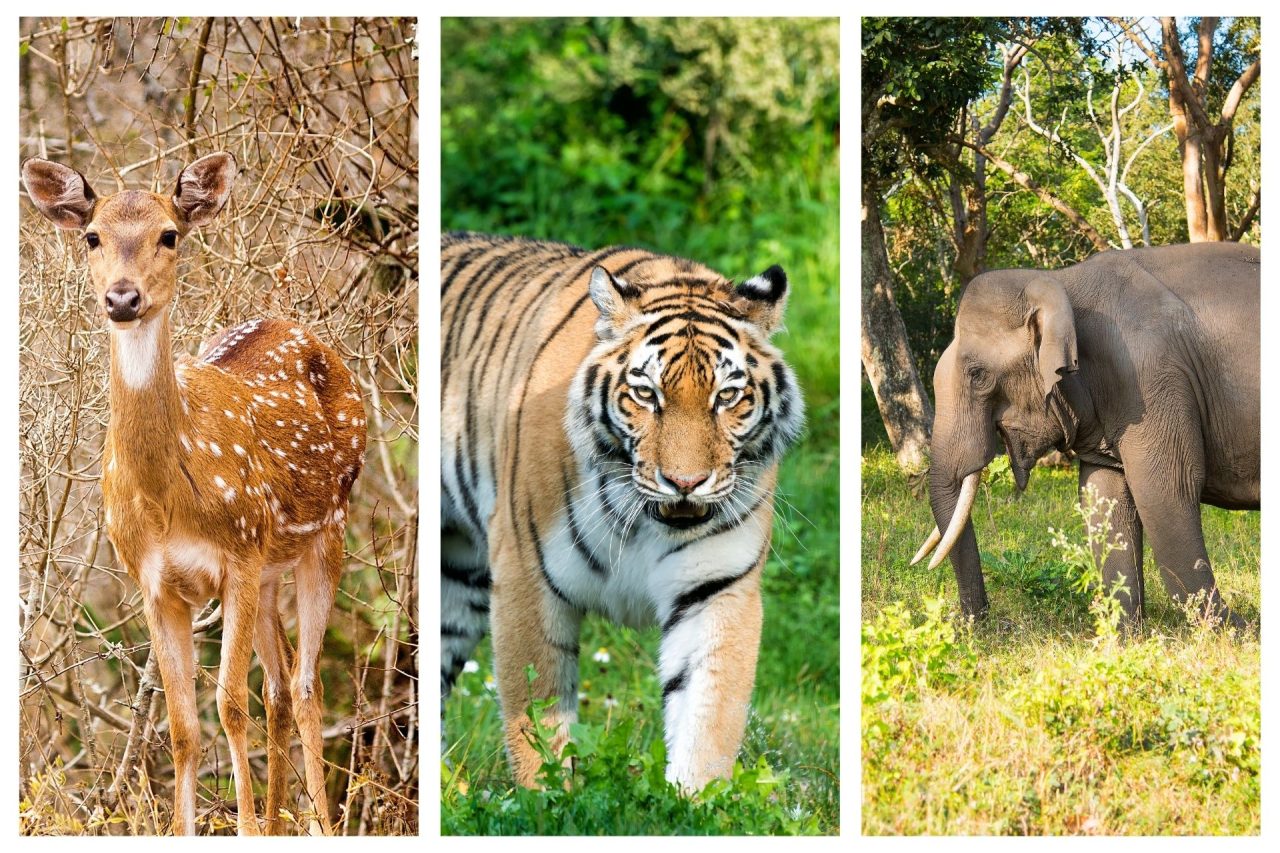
440;231;804;791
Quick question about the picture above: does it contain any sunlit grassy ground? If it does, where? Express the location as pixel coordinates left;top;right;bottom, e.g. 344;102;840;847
861;447;1260;835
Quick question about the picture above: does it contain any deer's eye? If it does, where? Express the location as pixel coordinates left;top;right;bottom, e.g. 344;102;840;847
160;230;178;249
85;233;100;249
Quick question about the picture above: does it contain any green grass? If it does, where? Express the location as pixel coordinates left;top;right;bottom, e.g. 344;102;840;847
861;446;1260;835
441;155;839;833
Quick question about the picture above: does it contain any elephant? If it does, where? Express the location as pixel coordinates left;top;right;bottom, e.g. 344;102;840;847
913;242;1259;625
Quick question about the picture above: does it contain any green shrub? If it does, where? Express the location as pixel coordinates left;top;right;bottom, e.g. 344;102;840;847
1009;636;1259;790
442;668;821;835
862;596;976;708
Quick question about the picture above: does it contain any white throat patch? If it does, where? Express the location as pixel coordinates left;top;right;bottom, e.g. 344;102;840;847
112;319;161;389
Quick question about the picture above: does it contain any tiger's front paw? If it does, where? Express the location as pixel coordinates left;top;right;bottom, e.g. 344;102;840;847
665;750;735;796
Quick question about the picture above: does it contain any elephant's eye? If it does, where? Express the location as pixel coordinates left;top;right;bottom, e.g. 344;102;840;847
966;364;991;388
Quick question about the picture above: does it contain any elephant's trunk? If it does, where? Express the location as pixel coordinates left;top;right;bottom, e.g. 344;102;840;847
926;465;989;618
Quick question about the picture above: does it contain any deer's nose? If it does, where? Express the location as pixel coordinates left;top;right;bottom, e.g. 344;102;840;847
104;282;142;322
663;470;710;495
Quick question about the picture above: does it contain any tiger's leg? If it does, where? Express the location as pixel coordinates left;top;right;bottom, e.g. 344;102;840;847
440;526;491;765
658;546;767;792
441;527;491;699
489;527;583;788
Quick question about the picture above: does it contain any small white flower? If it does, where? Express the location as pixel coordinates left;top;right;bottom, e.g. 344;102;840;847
603;694;618;709
593;647;611;664
462;660;480;674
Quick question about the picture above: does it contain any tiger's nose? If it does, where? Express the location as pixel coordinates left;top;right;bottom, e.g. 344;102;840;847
664;470;710;495
104;282;142;322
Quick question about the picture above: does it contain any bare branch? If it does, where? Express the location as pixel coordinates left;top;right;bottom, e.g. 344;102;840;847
952;137;1112;252
1220;58;1261;124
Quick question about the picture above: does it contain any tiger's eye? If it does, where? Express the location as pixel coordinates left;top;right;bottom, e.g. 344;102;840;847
633;386;655;401
717;387;739;403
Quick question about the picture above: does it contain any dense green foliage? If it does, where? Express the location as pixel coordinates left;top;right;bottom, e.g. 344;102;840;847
862;448;1260;834
442;17;839;835
862;17;1007;181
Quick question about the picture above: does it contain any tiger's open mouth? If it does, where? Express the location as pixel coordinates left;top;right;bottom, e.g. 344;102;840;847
650;499;716;529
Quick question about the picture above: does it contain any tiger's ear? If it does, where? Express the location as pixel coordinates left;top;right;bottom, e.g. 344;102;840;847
733;265;788;334
589;266;640;340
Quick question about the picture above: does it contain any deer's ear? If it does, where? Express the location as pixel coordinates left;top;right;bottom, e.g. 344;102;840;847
173;152;237;229
21;158;97;230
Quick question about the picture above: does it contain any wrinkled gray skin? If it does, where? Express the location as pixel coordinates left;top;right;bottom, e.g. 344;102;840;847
927;243;1259;624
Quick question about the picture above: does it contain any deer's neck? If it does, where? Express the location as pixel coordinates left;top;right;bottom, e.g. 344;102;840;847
107;314;184;491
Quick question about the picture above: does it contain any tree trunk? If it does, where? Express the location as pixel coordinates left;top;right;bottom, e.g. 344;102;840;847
1202;125;1230;240
861;183;934;473
1173;103;1211;242
1154;16;1258;242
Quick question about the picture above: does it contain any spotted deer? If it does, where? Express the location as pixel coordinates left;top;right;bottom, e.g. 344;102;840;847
21;153;367;835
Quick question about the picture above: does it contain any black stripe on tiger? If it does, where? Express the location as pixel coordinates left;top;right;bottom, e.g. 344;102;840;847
529;505;583;611
561;462;608;576
661;547;765;633
502;249;655;537
662;668;688;699
442;559;489;587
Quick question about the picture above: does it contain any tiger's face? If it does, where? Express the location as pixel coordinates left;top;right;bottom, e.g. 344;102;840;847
567;259;804;533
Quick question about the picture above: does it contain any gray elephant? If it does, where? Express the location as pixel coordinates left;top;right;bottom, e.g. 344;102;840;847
914;243;1259;625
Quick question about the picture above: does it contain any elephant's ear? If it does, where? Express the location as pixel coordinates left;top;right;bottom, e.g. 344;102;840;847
1024;277;1078;402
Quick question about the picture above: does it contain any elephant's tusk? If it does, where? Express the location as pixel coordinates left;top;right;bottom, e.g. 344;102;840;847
910;526;941;566
927;470;981;571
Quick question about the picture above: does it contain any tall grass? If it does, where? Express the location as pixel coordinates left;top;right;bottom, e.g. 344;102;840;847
861;447;1260;835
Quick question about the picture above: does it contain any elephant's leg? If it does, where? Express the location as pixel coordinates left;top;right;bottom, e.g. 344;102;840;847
1120;450;1240;627
1078;462;1144;620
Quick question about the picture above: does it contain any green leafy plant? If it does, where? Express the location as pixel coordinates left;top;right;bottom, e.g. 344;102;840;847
443;665;821;835
863;595;976;707
1048;484;1130;639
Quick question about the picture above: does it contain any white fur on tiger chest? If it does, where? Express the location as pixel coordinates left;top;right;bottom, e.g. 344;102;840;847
540;488;768;627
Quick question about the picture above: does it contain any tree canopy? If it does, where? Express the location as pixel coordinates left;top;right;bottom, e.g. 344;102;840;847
862;16;1260;460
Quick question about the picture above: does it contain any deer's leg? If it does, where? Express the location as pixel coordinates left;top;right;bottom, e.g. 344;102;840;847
218;562;262;835
292;530;342;835
253;579;295;835
142;590;199;836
